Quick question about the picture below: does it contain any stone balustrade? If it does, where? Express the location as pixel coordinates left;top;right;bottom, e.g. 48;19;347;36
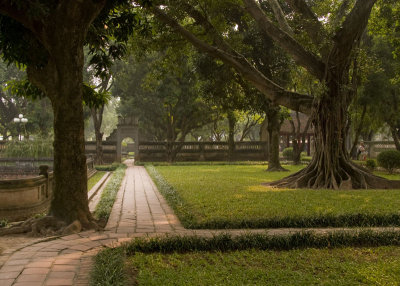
0;158;96;222
138;141;268;161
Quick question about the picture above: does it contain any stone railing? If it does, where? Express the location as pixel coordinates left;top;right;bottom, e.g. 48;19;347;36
86;157;96;178
364;141;397;158
0;158;53;178
0;166;53;222
0;157;96;179
138;141;268;161
0;140;117;163
0;158;96;222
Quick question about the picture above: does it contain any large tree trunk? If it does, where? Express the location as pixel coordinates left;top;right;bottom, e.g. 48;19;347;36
292;139;301;165
24;3;104;229
165;137;187;163
91;106;105;165
350;105;367;159
266;107;287;171
271;82;400;189
289;112;311;165
48;43;93;227
227;111;236;161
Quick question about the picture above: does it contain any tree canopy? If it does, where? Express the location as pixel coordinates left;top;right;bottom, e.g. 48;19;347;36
0;0;150;232
142;0;400;189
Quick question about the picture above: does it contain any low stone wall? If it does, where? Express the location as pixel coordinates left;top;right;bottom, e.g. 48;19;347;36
364;141;397;158
138;141;268;162
0;158;53;179
0;158;96;222
0;172;53;222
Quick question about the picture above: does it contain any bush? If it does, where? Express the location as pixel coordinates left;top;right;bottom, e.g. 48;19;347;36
95;163;122;171
0;219;7;228
282;147;293;160
366;159;377;170
377;150;400;173
3;137;53;158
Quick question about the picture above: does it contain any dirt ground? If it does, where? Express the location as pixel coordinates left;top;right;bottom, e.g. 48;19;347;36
0;235;38;255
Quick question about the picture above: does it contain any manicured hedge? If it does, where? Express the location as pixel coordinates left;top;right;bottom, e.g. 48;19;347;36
377;150;400;173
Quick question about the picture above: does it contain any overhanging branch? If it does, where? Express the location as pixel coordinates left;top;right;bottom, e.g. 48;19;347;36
243;0;325;80
266;0;292;34
285;0;327;50
332;0;376;64
173;0;235;54
0;0;45;43
151;6;313;114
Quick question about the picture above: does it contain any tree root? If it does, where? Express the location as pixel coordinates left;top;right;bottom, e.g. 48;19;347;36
266;166;289;172
266;159;400;190
0;216;103;237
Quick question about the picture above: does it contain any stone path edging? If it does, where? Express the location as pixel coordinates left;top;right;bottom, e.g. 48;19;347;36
88;172;111;213
1;159;400;285
88;172;111;205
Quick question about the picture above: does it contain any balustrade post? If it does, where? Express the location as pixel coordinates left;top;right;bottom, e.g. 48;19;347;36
39;165;50;198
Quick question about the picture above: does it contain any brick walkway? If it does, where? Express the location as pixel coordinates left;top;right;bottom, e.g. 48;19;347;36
1;160;399;285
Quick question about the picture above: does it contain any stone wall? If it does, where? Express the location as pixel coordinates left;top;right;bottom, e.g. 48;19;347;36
0;158;96;222
137;141;268;162
84;141;117;163
0;172;53;222
364;141;397;158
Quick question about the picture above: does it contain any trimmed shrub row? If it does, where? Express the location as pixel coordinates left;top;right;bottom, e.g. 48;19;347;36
123;231;400;254
90;230;400;285
95;163;123;171
190;214;400;229
138;161;268;166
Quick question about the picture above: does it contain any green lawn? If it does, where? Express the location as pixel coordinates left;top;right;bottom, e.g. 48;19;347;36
87;171;106;191
128;246;400;285
150;165;400;228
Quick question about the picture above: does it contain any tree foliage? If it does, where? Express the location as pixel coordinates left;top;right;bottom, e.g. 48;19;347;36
0;0;151;231
141;0;400;189
114;46;214;161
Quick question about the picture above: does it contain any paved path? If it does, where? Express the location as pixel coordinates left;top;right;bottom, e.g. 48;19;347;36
1;160;400;285
0;160;188;286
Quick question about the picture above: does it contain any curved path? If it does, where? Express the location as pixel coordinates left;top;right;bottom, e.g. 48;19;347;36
1;160;399;285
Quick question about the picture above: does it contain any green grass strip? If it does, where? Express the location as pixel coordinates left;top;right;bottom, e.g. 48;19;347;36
90;230;400;285
137;161;269;166
90;247;127;286
146;165;400;229
124;231;400;254
187;214;400;229
145;165;196;227
94;165;126;221
87;171;106;191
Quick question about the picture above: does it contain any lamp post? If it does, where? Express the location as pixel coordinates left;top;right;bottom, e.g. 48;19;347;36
13;114;28;141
